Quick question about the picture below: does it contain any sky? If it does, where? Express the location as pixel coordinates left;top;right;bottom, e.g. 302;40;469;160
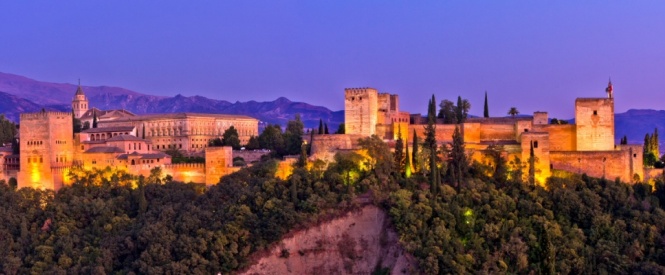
1;1;665;118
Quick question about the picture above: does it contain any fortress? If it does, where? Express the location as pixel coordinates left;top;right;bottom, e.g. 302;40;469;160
4;86;258;190
313;81;648;185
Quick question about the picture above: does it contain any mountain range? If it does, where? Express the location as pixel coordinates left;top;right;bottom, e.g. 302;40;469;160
0;72;343;130
0;72;662;147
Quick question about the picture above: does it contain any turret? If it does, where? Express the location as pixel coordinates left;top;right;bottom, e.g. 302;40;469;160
72;82;89;118
605;79;613;99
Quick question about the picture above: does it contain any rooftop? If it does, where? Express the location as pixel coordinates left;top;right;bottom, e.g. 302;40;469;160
82;126;136;134
85;146;125;154
103;112;257;122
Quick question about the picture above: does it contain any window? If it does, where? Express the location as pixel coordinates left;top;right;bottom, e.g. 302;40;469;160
524;129;529;132
533;141;538;148
593;110;597;115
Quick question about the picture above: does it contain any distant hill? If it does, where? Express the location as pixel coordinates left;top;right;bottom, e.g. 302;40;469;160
615;109;665;148
0;72;343;129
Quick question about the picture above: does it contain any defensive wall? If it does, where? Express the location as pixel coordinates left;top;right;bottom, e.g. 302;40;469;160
550;145;642;182
310;134;364;162
233;150;270;164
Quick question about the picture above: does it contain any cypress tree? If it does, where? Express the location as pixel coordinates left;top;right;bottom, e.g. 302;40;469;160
324;123;329;134
450;125;467;188
405;139;412;178
456;96;464;123
528;141;536;185
318;119;324;134
412;129;419;172
92;110;98;128
394;128;405;173
142;124;146;139
424;95;438;185
483;91;489;118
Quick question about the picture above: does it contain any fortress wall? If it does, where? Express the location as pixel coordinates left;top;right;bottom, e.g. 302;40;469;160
462;123;481;144
534;124;576;151
233;150;270;163
533;112;548;125
408;124;456;144
550;150;630;182
311;134;364;162
163;163;206;183
575;98;615;151
617;144;644;182
515;121;533;142
479;123;515;141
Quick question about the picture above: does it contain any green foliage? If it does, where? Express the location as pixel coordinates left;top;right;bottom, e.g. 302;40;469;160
550;118;569;125
221;126;241;149
449;125;468;188
284;114;304;155
508;107;519;117
644;128;660;167
245;136;260;150
388;175;665;274
0;114;17;145
259;124;285;156
438;96;470;124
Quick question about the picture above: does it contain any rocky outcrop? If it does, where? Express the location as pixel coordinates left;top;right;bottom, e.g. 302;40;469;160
240;205;418;275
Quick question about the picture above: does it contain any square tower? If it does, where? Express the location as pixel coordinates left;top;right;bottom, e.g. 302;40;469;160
344;88;378;136
575;98;614;151
18;111;74;190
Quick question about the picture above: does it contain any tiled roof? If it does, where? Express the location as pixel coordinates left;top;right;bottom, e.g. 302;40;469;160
106;112;257;122
82;126;136;134
116;152;170;160
85;146;125;154
106;135;146;142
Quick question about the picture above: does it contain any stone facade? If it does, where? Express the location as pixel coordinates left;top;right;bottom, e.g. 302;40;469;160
13;86;251;190
317;82;645;185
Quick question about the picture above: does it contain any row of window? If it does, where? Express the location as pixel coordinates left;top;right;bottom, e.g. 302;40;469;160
27;156;43;164
27;141;43;146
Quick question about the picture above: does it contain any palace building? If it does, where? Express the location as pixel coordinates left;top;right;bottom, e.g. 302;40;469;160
9;85;258;190
312;81;655;185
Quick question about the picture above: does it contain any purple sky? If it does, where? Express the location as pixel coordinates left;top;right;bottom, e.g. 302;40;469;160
1;1;664;118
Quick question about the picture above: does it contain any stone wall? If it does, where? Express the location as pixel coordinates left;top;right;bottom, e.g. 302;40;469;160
575;98;614;151
163;163;206;183
233;150;270;164
535;124;576;151
521;132;551;185
310;134;364;162
550;150;633;182
479;123;516;141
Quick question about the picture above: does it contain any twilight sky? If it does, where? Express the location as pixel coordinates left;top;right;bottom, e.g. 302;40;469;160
1;1;664;118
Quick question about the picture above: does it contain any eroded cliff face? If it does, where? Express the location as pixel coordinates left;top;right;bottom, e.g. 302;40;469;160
240;205;418;275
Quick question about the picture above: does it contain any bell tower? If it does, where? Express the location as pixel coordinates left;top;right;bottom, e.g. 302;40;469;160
72;81;89;118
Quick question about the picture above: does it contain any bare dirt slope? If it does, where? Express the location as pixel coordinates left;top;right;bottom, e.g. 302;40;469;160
240;205;418;275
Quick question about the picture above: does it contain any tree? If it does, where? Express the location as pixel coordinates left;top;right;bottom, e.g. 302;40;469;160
221;126;241;149
324;123;329;134
405;140;412;178
528;141;536;185
455;96;471;123
483;91;489;118
92;110;98;128
284;114;305;155
142;124;146;139
259;124;286;156
508;107;519;117
245;136;260;150
620;135;628;145
412;130;419;172
394;128;405;173
438;99;456;124
0;115;18;145
335;123;345;134
318;119;324;134
425;95;438;185
449;125;468;188
82;121;90;130
11;137;19;154
208;138;223;147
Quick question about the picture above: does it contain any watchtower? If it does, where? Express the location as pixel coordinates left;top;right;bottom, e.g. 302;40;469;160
575;82;615;151
18;111;74;190
344;88;378;136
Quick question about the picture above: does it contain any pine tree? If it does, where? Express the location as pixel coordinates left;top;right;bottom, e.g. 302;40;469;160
456;96;464;123
483;91;489;118
424;95;438;185
324;123;329;134
318;119;324;134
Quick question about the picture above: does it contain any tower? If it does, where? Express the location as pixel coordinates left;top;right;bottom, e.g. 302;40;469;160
17;111;75;190
605;79;613;99
344;88;378;136
72;83;89;119
575;83;615;151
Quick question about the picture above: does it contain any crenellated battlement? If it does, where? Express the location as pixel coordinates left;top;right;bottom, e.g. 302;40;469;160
163;163;205;169
21;111;72;120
